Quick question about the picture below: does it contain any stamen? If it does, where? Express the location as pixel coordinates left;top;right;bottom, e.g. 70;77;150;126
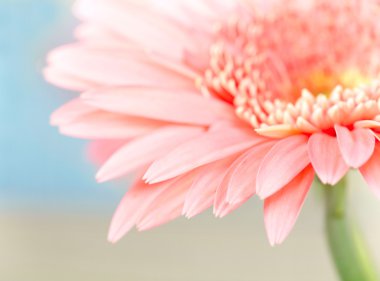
198;1;380;137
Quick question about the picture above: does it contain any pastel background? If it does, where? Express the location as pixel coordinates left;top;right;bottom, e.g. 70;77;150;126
0;1;379;280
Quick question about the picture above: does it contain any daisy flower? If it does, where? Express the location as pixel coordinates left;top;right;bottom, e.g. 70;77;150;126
46;0;380;249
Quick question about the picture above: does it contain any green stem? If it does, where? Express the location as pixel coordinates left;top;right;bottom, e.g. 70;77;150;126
322;178;379;281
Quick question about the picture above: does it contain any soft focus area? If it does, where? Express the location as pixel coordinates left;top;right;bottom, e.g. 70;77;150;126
0;1;379;280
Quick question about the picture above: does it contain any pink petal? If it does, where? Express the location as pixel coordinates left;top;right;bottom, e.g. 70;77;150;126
213;160;249;218
108;177;177;243
96;126;204;182
144;128;266;184
354;120;380;130
81;87;235;125
146;1;196;27
137;171;199;231
50;98;95;126
215;200;247;219
308;133;349;185
74;23;122;44
59;111;163;139
360;144;380;198
74;0;197;60
44;67;97;91
148;0;240;30
335;125;376;168
226;141;276;204
79;34;199;79
214;142;274;217
183;158;234;218
87;140;127;165
256;135;310;199
47;44;193;88
264;165;314;246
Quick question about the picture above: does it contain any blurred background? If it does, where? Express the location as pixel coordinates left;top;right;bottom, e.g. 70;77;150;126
0;1;379;280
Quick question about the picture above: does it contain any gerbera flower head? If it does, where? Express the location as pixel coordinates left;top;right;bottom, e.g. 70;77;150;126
46;0;380;245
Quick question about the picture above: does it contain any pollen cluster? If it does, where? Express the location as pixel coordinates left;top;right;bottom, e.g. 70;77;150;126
199;1;380;137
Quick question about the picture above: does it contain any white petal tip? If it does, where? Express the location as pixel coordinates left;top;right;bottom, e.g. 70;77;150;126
142;171;152;182
96;177;106;184
143;178;154;184
213;208;226;218
107;233;121;244
49;118;59;126
256;191;270;200
212;210;220;218
267;237;283;247
269;241;277;247
95;171;110;183
80;92;93;100
143;175;167;185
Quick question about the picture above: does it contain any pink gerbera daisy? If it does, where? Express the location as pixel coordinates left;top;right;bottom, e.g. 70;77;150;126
46;0;380;246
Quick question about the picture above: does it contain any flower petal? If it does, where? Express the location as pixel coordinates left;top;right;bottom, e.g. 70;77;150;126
360;144;380;199
308;133;349;185
87;140;127;165
96;126;204;182
183;159;233;218
226;141;276;204
213;159;250;218
144;128;265;184
137;171;199;231
81;87;235;126
108;177;176;243
44;67;97;91
256;135;310;199
50;98;95;126
255;124;301;138
264;165;314;246
59;112;163;139
354;120;380;130
335;125;375;168
47;44;193;88
74;23;122;44
74;0;197;60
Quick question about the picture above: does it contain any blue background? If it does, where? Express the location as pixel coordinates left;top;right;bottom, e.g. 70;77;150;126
0;0;123;212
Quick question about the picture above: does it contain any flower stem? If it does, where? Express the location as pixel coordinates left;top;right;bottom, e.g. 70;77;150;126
322;178;379;281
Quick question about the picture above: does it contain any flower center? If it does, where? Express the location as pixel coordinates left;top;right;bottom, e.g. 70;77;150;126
291;69;371;99
199;2;380;137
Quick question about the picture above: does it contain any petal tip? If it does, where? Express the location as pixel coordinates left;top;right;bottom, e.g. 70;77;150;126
256;186;272;200
107;229;123;244
95;167;112;183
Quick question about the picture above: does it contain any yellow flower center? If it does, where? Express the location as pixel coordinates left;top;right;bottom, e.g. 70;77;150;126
294;69;371;98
